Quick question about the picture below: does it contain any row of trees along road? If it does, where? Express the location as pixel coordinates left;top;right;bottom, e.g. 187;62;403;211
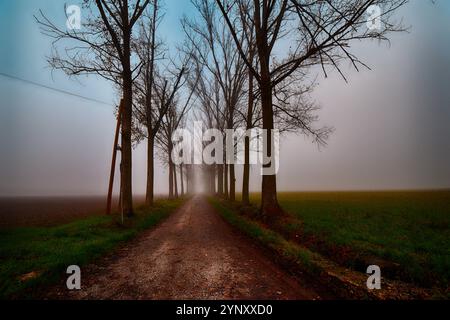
213;0;408;218
36;0;197;216
36;0;408;219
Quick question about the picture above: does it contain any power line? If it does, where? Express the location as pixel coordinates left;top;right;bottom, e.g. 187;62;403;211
0;71;113;107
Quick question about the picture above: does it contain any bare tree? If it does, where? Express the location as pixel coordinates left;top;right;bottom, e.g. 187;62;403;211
183;0;248;201
154;63;196;198
179;161;186;196
157;101;188;198
133;0;169;206
36;0;153;217
215;0;408;217
185;55;226;195
236;0;260;205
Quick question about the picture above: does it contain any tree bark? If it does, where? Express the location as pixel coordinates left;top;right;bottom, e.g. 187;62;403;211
259;75;282;217
254;4;282;218
229;164;236;201
224;164;229;199
186;165;191;194
144;0;158;207
168;144;174;199
210;165;216;194
242;66;254;206
242;139;250;205
217;164;224;195
180;164;184;196
121;54;134;217
145;135;154;206
174;162;179;198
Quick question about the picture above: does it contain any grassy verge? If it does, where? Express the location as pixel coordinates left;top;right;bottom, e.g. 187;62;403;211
0;198;184;299
211;195;448;299
208;197;319;274
238;191;449;289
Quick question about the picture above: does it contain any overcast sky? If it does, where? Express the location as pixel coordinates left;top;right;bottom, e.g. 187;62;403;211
0;0;449;196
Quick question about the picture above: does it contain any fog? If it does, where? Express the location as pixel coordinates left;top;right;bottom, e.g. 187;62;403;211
0;0;449;196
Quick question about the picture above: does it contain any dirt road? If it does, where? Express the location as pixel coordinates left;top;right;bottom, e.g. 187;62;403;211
48;196;326;300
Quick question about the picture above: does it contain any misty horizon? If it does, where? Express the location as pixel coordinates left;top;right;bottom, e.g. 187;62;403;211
1;0;450;197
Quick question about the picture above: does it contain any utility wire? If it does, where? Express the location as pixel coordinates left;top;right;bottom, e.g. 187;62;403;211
0;71;113;107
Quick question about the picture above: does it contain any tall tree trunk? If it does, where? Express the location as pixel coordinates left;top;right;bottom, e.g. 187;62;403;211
207;166;212;194
242;66;254;206
259;75;282;217
121;58;133;217
145;0;158;207
242;140;250;205
212;165;217;194
174;163;179;198
186;165;191;194
145;135;154;206
254;5;282;217
227;113;236;201
180;164;184;196
224;164;229;199
168;145;174;199
210;165;216;194
229;164;235;201
217;164;224;195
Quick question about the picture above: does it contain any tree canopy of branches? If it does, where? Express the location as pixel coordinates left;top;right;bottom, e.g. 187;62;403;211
132;0;166;205
147;61;192;198
36;0;154;216
183;0;249;201
36;0;409;219
215;0;408;217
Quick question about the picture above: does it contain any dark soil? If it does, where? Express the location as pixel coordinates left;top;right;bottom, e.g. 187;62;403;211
0;196;146;228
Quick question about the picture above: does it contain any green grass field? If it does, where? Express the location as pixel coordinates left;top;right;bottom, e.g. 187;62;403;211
245;191;450;288
0;198;184;299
